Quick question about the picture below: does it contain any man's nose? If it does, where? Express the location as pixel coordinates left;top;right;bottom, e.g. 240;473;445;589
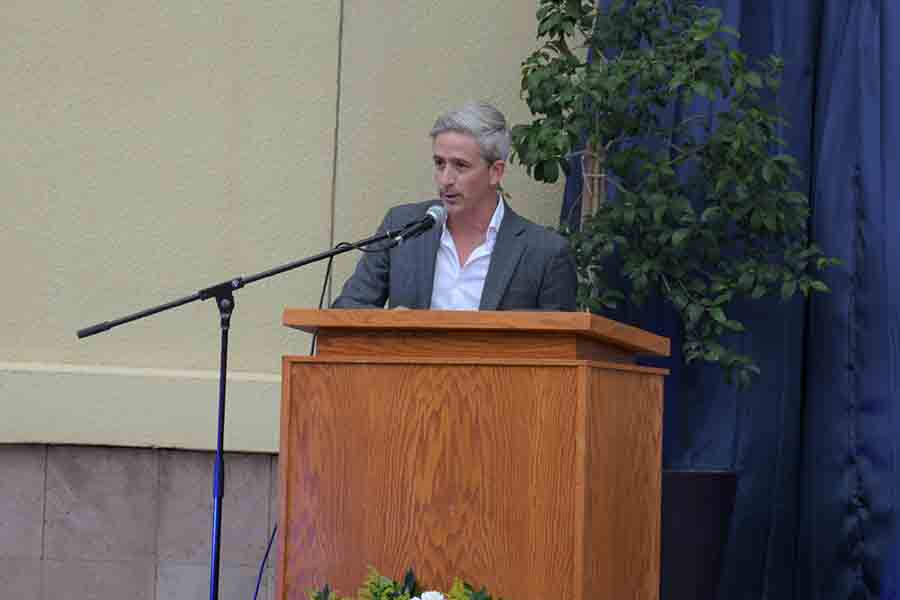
437;165;456;185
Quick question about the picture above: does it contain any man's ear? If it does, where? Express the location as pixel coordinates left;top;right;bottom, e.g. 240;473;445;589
489;159;506;186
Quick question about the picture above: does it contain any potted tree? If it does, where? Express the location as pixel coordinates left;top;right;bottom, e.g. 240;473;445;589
511;0;835;387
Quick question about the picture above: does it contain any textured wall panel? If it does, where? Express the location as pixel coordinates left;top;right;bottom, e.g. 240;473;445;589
0;1;340;373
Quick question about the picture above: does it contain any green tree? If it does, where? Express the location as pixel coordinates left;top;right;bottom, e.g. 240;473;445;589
512;0;836;388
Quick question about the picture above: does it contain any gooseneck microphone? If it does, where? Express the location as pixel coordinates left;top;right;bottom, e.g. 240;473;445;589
392;204;447;244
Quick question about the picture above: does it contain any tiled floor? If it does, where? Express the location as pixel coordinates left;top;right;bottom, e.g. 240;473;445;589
0;444;279;600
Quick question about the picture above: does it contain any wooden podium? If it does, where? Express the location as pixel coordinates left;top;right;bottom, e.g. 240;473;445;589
277;309;669;600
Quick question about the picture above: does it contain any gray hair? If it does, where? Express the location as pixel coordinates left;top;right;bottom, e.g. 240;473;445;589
429;102;512;163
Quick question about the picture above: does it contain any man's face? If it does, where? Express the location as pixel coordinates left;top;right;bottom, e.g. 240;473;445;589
432;131;505;219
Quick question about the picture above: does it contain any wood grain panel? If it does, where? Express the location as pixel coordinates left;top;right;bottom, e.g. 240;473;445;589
585;367;663;600
314;330;635;362
279;360;583;600
284;354;670;376
283;309;670;357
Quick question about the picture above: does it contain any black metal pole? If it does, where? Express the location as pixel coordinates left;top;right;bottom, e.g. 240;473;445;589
208;292;233;600
76;224;406;341
75;215;430;600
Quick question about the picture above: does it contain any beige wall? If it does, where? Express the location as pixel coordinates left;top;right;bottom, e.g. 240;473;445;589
1;1;563;452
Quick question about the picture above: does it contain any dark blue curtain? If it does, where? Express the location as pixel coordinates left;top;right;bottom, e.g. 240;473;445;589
562;1;900;599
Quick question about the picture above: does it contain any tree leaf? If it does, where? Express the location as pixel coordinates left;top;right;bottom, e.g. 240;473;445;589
725;319;745;332
672;229;690;246
542;160;559;183
692;80;714;99
686;303;704;325
738;271;755;291
745;71;763;88
781;279;797;299
654;205;667;225
701;206;721;222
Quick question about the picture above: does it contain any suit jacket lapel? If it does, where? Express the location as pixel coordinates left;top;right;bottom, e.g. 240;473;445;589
419;220;441;308
479;205;527;310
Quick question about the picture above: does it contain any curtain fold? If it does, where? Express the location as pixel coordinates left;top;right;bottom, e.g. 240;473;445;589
802;2;900;599
559;1;899;598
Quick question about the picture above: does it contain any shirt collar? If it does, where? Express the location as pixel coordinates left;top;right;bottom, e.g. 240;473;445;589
439;193;506;241
487;193;505;238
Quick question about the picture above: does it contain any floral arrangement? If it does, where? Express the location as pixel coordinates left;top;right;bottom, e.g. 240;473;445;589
309;568;502;600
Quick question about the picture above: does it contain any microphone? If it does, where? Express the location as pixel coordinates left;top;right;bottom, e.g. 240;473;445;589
392;204;447;244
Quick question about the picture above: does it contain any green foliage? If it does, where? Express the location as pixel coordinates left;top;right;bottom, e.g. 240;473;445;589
309;569;502;600
310;584;339;600
447;580;470;600
447;580;495;600
513;0;838;388
359;568;418;600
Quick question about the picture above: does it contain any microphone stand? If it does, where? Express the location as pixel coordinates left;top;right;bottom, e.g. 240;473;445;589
76;222;417;600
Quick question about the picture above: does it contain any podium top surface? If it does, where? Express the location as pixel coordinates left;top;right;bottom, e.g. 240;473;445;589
283;308;670;357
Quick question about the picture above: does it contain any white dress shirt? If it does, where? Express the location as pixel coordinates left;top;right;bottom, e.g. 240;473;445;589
430;196;505;310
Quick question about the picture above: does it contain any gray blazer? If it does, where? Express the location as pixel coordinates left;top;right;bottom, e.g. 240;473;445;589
332;199;577;311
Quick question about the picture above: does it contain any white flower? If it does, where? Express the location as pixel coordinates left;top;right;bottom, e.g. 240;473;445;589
420;592;445;600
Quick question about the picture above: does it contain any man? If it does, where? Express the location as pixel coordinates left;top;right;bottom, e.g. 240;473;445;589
332;102;577;311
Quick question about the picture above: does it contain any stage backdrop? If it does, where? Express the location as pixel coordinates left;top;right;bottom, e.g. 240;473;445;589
562;2;900;599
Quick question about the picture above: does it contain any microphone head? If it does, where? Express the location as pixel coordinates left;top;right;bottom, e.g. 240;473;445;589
427;204;448;227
